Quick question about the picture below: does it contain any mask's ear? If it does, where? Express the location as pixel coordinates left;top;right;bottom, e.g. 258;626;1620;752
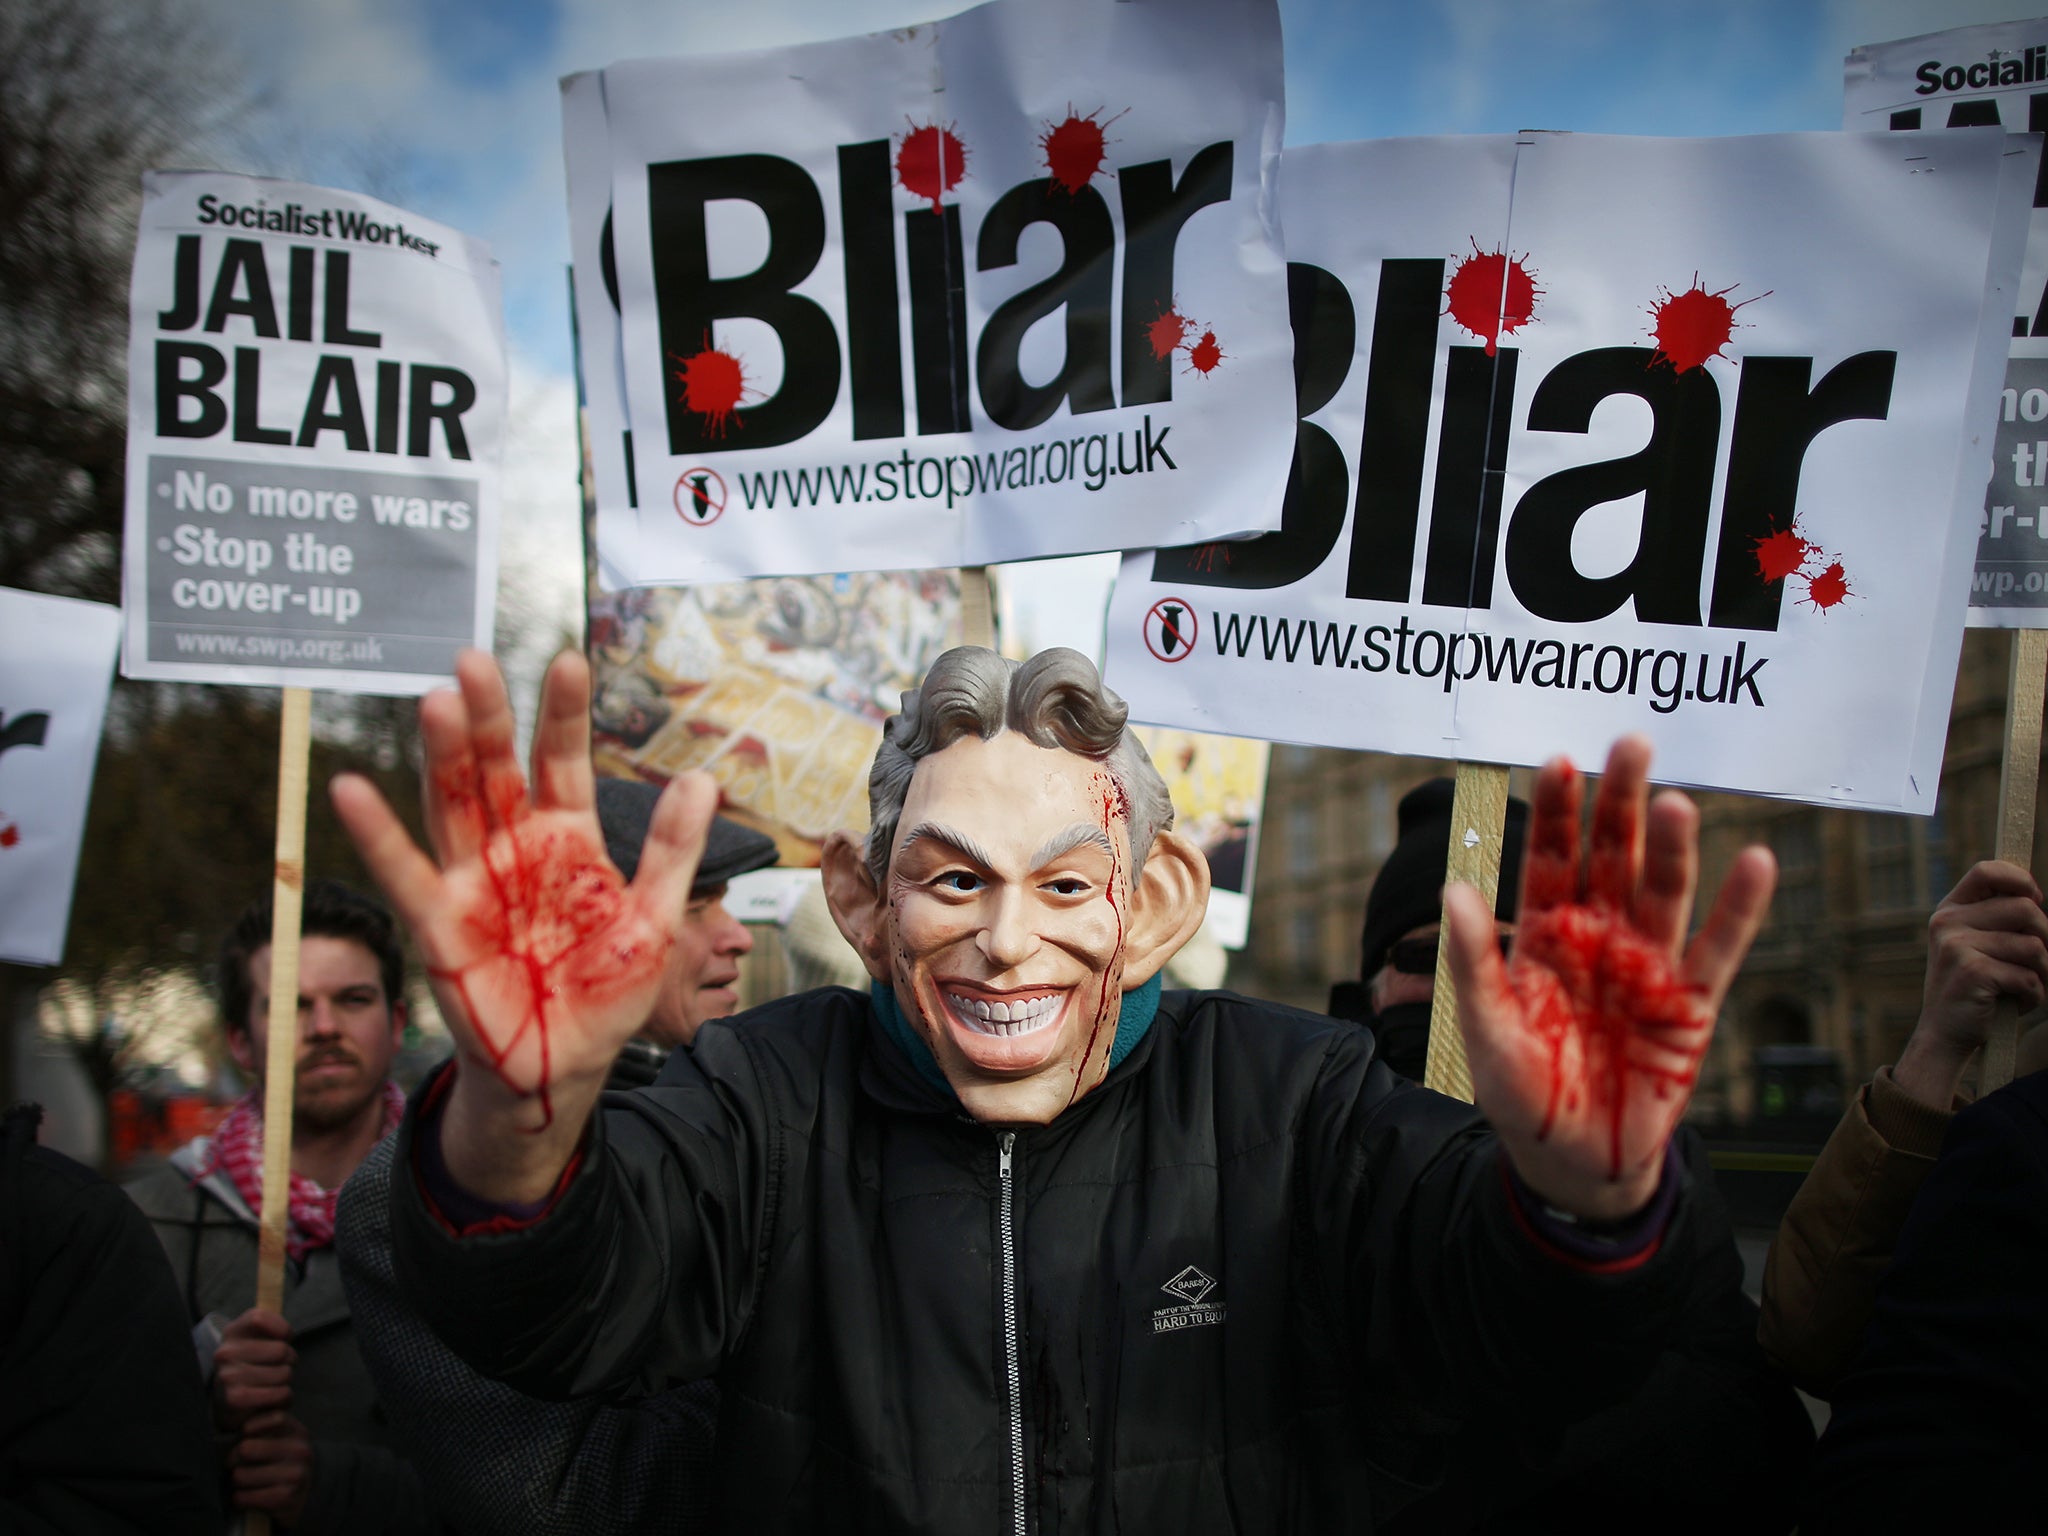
821;831;892;983
1119;829;1211;990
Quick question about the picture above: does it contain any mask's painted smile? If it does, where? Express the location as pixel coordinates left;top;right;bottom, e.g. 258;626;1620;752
944;988;1066;1038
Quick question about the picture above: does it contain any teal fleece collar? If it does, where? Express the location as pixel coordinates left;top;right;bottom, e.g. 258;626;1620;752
870;974;1164;1102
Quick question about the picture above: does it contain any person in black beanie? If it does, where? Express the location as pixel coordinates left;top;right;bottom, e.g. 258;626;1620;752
1328;778;1527;1082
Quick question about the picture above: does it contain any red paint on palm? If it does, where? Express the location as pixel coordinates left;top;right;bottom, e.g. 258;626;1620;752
1511;904;1708;1179
426;765;670;1129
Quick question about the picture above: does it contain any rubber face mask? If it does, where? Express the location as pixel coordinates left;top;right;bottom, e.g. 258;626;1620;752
880;731;1136;1125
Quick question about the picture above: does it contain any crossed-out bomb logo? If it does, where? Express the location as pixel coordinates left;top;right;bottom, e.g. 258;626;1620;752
644;104;1235;456
1144;596;1199;661
673;467;728;526
1148;242;1879;634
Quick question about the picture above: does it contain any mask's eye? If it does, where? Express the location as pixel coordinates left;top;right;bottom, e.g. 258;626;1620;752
936;870;985;894
1045;877;1090;897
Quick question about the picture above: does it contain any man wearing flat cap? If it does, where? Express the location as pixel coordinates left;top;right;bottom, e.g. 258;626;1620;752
334;778;776;1534
593;777;779;1087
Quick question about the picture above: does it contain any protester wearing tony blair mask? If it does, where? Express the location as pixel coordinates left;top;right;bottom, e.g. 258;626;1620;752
345;644;1779;1532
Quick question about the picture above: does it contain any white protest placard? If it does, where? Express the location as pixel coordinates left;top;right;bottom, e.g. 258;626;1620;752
563;69;639;583
0;589;122;966
580;0;1294;587
1847;18;2048;626
1105;131;2031;814
121;172;505;694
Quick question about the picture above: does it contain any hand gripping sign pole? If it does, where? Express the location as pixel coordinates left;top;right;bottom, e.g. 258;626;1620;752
1985;629;2048;1092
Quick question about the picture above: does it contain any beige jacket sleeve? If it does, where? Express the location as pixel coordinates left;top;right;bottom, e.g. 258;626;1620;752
1757;1067;1958;1398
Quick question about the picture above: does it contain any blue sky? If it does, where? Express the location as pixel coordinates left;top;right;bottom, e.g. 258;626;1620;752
192;0;2043;654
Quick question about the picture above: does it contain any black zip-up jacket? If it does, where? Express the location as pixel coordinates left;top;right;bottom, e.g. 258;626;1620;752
389;988;1726;1533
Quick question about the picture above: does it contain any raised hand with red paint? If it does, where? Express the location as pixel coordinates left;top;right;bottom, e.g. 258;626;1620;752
1443;737;1775;1221
331;649;716;1202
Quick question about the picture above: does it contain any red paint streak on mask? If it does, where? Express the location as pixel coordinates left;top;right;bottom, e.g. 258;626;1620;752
1646;275;1768;374
1067;772;1130;1110
1751;526;1810;584
0;822;18;849
1445;242;1540;357
1039;105;1125;196
896;121;968;213
1187;330;1224;375
1802;560;1852;611
1146;307;1189;362
670;343;748;438
426;765;668;1131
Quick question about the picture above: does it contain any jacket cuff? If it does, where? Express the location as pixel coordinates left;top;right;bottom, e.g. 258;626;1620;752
1500;1142;1678;1275
410;1061;586;1237
1865;1066;1956;1159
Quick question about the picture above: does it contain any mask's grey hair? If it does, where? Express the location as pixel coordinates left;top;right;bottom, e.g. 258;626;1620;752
865;646;1175;888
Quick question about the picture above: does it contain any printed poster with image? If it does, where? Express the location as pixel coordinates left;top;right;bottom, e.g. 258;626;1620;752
586;572;963;872
573;0;1294;588
1847;16;2048;626
1105;132;2030;815
122;171;504;694
1130;724;1268;949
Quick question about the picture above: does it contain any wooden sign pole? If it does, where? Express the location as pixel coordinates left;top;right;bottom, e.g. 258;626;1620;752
1984;629;2048;1094
1424;761;1511;1102
960;565;996;650
246;687;312;1536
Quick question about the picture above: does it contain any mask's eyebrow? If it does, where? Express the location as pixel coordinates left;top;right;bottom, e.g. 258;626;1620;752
895;821;1001;873
1031;824;1115;870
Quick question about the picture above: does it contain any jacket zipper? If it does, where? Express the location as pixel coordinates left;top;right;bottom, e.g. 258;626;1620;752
998;1130;1025;1536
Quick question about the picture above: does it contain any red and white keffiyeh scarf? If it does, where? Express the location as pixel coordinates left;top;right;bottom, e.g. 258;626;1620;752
200;1081;406;1262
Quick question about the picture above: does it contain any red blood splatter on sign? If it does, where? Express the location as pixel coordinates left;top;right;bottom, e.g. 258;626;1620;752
1508;758;1712;1180
671;342;748;439
1802;561;1852;611
426;763;671;1131
896;121;968;212
1444;241;1541;357
1040;105;1125;196
0;822;18;849
1187;330;1225;375
1146;307;1189;361
1646;275;1768;374
1751;527;1810;584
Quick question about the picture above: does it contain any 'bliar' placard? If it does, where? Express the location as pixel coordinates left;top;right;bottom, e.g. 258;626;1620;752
579;0;1294;588
1106;132;2030;814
